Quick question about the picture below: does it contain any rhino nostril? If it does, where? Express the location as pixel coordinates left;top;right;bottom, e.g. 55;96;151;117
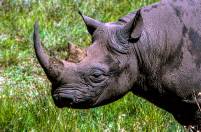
52;93;75;107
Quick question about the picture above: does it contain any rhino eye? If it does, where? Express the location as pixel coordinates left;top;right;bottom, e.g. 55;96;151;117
89;70;106;84
94;70;104;76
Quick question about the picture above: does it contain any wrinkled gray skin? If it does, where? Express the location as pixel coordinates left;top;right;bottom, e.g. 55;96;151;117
33;0;201;130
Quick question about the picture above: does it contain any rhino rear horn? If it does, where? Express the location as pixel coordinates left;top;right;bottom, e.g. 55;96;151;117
79;11;103;35
67;42;86;63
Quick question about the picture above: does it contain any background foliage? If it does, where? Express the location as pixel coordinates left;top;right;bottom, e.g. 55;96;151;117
0;0;184;131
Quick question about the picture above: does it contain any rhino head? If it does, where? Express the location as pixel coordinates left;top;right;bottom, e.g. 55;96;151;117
33;10;143;108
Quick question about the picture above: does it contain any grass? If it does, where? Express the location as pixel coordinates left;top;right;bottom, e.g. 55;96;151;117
0;0;185;131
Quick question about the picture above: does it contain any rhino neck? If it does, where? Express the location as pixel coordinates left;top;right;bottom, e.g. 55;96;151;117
131;25;171;95
132;29;160;75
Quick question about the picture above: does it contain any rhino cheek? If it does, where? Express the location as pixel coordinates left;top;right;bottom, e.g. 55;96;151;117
93;87;125;106
93;69;136;107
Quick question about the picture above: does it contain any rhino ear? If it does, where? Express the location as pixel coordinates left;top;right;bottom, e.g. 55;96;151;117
122;9;143;43
79;11;103;35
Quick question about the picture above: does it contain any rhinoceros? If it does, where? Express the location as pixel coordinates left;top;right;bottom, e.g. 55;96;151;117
33;0;201;130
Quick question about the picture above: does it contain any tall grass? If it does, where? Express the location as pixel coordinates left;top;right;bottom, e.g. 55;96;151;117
0;0;184;131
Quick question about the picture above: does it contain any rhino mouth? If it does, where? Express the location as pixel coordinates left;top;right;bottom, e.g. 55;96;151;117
52;93;74;108
52;85;103;108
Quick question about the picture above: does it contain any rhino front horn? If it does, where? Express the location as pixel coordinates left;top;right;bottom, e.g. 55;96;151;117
33;21;50;72
33;21;63;82
79;11;103;35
